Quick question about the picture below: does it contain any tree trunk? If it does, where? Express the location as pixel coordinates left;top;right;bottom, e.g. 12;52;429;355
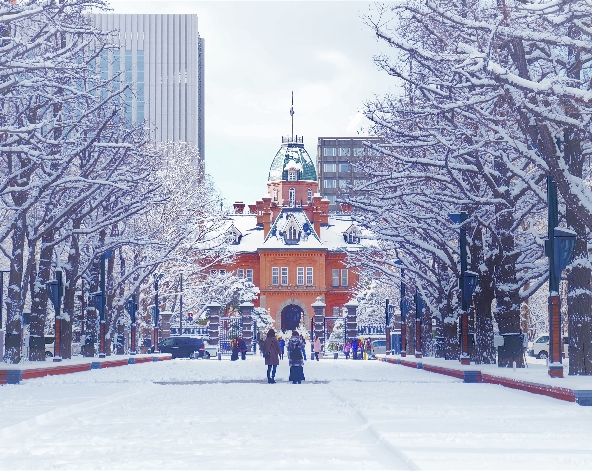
62;221;82;359
29;234;53;361
442;318;459;360
4;214;26;363
493;210;524;367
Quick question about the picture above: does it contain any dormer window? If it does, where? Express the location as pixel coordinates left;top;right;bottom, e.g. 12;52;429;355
227;224;242;245
283;214;301;245
288;170;297;181
343;224;361;244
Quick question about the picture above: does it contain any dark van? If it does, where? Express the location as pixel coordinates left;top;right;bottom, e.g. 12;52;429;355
158;336;205;359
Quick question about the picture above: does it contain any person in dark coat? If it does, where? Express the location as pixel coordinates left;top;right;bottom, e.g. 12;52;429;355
263;329;281;383
230;337;239;361
288;330;305;384
278;338;285;360
238;337;247;360
351;338;359;360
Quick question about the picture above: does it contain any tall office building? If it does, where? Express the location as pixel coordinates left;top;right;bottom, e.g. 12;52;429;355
316;137;381;211
91;14;205;160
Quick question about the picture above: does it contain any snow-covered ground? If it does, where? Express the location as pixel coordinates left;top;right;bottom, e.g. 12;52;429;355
1;356;592;470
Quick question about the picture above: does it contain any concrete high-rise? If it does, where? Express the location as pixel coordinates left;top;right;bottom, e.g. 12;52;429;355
91;14;205;160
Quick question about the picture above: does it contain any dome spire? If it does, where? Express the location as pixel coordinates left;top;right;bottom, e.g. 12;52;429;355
290;91;294;141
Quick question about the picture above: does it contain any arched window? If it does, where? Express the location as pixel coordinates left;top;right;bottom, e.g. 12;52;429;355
289;188;295;206
288;226;298;239
273;188;278;201
307;188;312;202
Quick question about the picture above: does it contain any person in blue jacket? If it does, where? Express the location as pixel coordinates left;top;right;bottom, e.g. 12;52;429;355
278;337;285;360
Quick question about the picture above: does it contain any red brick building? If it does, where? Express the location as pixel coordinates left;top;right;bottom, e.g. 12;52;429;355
212;136;365;331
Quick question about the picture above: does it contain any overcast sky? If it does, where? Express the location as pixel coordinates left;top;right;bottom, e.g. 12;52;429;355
109;1;396;205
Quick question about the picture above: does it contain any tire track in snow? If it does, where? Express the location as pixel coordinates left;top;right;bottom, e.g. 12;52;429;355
328;386;419;471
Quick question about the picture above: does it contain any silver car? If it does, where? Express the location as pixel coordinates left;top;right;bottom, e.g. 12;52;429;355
371;340;387;357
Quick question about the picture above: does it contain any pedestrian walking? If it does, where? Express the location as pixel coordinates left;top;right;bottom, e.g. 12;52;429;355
263;329;281;383
278;338;285;360
288;331;305;384
313;336;322;361
230;337;239;361
239;337;247;360
351;338;358;360
365;338;372;360
344;341;351;360
300;334;307;361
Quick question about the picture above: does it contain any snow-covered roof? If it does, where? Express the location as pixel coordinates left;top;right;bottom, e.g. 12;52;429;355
268;141;316;182
223;210;374;253
284;159;303;172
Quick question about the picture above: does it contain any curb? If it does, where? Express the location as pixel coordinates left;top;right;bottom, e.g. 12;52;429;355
0;355;172;385
379;357;590;405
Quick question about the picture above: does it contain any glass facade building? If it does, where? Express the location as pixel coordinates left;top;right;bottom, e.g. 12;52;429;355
91;14;205;161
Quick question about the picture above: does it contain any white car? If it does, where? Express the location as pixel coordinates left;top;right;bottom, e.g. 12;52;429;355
189;343;218;359
371;340;387;357
528;334;568;359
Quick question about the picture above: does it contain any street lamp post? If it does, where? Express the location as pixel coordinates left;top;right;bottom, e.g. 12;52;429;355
153;273;164;353
414;292;424;359
545;176;576;378
126;294;138;355
449;212;479;365
46;264;65;362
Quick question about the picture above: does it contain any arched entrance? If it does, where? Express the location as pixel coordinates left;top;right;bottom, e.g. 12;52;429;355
281;304;303;331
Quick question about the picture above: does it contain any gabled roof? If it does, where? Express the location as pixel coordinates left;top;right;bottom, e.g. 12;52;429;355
262;208;322;249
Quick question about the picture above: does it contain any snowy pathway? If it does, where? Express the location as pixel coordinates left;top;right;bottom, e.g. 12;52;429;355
1;357;592;469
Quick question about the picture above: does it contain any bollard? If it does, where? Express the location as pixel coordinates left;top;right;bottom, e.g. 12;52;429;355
218;352;222;360
334;352;338;360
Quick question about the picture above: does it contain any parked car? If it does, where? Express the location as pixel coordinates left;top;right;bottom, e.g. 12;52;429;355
371;339;387;357
158;336;206;359
45;336;55;358
528;334;568;359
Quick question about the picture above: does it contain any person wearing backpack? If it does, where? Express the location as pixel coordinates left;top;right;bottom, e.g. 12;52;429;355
288;330;305;384
263;329;281;383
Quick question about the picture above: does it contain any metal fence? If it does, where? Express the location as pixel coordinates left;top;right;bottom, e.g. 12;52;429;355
218;317;243;354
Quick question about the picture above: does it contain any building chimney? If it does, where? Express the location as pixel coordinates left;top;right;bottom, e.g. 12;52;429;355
340;202;352;214
233;201;245;214
248;203;257;215
262;196;272;238
313;208;321;238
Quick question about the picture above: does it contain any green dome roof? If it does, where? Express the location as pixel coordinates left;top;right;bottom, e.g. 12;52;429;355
268;141;317;182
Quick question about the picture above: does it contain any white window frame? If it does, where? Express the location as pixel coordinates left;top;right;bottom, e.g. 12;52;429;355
289;187;295;206
306;267;313;285
332;269;339;287
323;163;337;172
210;269;217;275
219;269;226;275
307;188;312;202
297;267;304;285
338;147;350;156
338;179;348;189
341;269;348;286
273;188;278;201
281;267;288;285
246;269;253;283
324;179;336;189
339;162;351;172
272;267;279;285
288;170;297;181
323;147;336;157
237;269;244;278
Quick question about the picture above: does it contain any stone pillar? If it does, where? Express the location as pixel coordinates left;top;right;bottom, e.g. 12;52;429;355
239;302;254;354
311;297;325;351
160;311;173;339
207;302;221;348
344;299;358;343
